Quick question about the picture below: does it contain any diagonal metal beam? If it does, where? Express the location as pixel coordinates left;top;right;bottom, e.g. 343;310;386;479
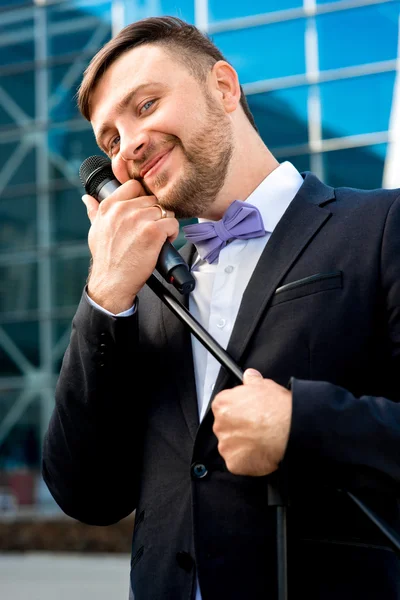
48;22;110;112
0;326;35;375
0;86;33;127
0;139;34;196
0;387;37;449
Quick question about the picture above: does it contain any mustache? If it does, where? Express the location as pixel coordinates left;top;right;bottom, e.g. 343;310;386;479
130;135;180;180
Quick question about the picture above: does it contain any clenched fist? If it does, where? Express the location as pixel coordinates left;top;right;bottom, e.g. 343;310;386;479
212;369;292;476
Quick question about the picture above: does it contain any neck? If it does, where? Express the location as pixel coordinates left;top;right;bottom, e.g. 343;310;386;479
199;131;279;221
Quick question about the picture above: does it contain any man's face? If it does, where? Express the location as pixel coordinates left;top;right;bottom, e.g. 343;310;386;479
90;44;233;218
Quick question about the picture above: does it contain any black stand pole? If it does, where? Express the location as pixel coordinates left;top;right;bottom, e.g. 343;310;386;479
146;273;400;600
147;274;289;598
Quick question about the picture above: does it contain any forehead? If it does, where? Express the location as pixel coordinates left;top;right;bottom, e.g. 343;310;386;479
90;44;189;117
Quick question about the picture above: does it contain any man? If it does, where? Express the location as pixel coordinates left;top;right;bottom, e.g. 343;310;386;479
42;16;400;600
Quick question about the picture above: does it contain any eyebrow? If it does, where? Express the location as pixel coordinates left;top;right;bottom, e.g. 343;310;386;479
94;82;165;151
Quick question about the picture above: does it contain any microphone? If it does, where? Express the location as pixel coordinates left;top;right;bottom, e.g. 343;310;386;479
79;155;196;295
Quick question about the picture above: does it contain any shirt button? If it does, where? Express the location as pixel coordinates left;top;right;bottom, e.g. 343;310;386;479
191;463;208;479
225;265;234;274
217;318;226;328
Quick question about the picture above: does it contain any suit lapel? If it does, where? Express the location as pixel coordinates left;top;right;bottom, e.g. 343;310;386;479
209;172;336;403
159;241;199;440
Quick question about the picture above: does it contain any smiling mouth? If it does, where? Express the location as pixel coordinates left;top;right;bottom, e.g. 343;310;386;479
140;148;173;179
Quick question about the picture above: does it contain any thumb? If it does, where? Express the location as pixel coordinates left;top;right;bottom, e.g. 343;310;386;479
82;194;99;224
243;368;263;384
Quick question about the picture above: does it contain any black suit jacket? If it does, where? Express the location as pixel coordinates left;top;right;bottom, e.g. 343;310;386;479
43;173;400;599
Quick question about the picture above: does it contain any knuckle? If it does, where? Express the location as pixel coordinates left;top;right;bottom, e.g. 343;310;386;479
124;179;145;197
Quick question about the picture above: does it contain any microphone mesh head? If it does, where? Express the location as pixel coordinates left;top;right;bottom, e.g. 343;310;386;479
79;155;114;196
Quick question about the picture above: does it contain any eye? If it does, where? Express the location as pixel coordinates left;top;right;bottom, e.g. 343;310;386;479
139;99;156;115
109;135;120;155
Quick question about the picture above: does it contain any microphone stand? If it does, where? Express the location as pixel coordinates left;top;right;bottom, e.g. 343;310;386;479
146;273;400;600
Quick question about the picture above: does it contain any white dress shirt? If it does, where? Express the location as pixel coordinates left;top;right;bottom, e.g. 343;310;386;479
87;161;304;600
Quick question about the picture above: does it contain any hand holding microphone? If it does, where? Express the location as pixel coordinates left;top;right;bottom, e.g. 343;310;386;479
79;156;195;314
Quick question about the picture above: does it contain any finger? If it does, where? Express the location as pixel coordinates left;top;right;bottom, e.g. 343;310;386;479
243;368;263;385
151;205;175;220
104;178;146;203
82;194;99;224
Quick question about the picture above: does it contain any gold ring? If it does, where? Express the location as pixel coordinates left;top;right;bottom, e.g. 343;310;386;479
154;203;168;219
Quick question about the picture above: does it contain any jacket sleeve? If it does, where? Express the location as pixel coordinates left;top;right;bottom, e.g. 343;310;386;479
287;194;400;491
42;292;144;525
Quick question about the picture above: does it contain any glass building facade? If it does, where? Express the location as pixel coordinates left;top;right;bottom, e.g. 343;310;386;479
0;0;399;511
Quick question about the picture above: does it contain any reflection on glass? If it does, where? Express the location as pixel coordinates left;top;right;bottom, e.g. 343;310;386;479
52;187;90;245
122;0;195;24
323;144;387;189
317;4;400;71
320;72;395;139
247;86;308;148
0;195;36;252
209;0;302;23
213;20;306;84
0;263;38;315
52;255;90;309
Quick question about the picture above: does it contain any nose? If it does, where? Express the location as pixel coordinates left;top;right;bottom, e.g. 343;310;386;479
119;128;150;163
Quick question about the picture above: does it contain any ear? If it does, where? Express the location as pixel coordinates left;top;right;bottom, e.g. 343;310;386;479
211;61;241;114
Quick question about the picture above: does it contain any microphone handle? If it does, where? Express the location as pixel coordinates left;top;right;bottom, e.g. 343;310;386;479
92;177;195;295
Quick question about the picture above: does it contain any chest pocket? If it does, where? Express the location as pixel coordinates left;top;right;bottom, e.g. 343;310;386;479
270;271;343;307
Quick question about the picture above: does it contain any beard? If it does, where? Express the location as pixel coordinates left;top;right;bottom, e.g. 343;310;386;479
131;96;233;219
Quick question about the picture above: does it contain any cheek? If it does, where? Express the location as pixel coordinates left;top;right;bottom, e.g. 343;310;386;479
111;157;130;184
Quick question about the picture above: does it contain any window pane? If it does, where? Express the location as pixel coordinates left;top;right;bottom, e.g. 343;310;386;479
52;255;90;309
0;195;36;252
0;392;40;471
52;187;90;245
277;154;310;174
213;20;306;84
322;144;387;189
122;0;195;24
0;143;36;188
48;127;99;178
317;4;400;71
247;86;308;149
0;262;38;315
0;70;35;126
209;0;302;23
0;321;40;375
320;72;395;139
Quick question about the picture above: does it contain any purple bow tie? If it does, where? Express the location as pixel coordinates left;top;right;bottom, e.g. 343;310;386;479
183;200;266;264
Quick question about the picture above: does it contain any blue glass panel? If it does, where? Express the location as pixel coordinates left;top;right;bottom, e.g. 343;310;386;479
53;187;92;244
0;70;35;123
0;144;36;187
0;393;40;470
0;195;36;252
49;61;94;122
277;153;310;174
318;3;400;71
0;263;38;315
48;0;112;25
322;144;387;189
247;86;308;148
52;255;91;308
320;72;395;139
0;321;40;375
48;127;99;175
2;41;34;66
212;20;306;84
209;0;302;23
123;0;195;24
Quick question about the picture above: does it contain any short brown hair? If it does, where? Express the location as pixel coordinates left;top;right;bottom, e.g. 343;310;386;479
78;16;258;131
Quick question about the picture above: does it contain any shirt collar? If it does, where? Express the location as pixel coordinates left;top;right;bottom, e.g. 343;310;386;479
244;161;304;233
197;161;303;234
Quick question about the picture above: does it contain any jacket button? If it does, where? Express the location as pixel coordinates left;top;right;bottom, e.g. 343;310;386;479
191;463;208;479
176;551;194;572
